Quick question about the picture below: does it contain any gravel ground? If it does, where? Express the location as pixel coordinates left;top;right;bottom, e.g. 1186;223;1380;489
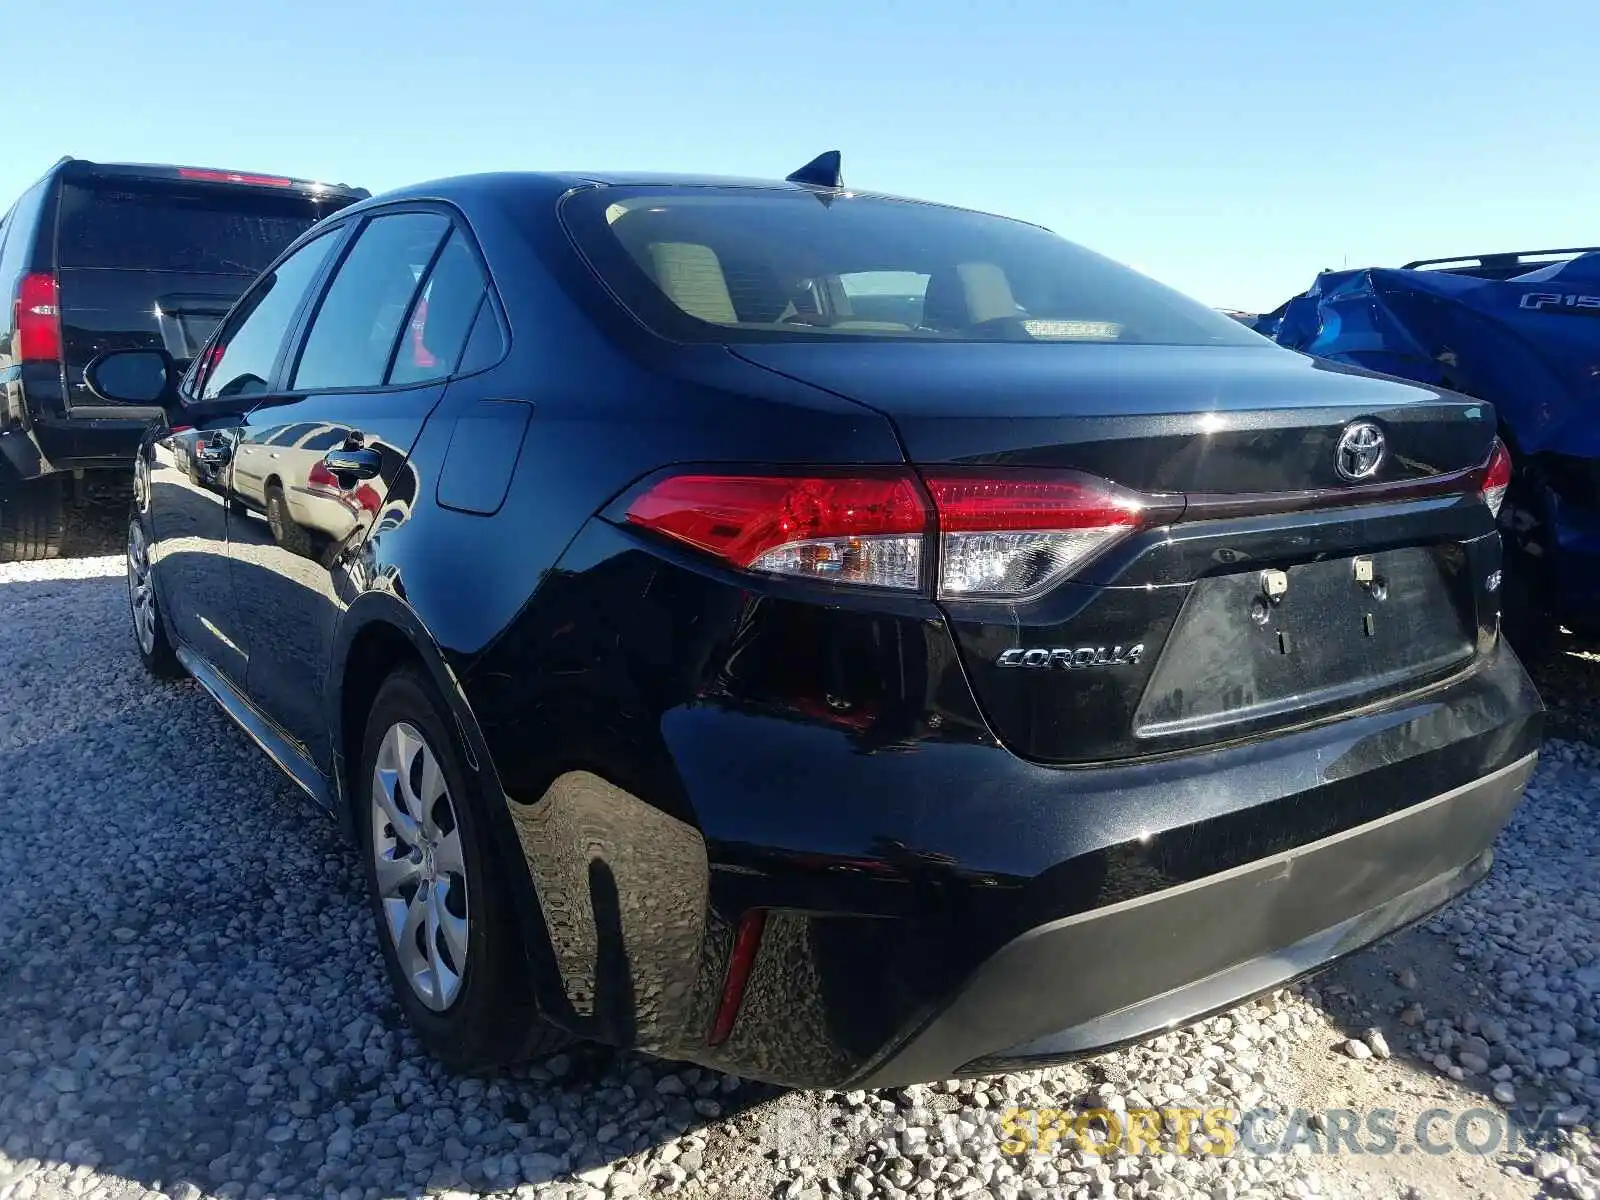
3;554;1599;1200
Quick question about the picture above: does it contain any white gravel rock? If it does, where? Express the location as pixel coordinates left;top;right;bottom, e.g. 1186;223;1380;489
8;555;1600;1200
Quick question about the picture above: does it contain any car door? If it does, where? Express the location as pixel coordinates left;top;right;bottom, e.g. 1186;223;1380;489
228;206;494;774
146;227;345;686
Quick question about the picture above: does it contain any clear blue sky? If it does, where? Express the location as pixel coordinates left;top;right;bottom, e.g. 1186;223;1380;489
9;0;1598;312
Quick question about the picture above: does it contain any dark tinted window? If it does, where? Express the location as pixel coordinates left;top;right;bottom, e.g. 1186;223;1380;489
561;187;1261;347
198;231;340;401
58;181;351;274
267;421;322;446
456;297;506;376
388;229;488;386
292;212;449;390
301;427;347;452
0;180;49;297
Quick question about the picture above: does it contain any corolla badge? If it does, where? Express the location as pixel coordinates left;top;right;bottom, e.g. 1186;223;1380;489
996;645;1145;669
1335;421;1386;481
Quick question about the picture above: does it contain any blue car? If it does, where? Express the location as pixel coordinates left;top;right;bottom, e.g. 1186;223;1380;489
1256;246;1600;656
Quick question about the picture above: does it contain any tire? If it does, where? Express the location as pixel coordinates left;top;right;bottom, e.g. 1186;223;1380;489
0;471;65;563
358;666;568;1071
265;483;313;558
126;514;184;679
1499;478;1558;664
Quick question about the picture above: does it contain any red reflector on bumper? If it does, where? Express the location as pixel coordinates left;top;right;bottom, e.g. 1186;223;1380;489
707;909;767;1046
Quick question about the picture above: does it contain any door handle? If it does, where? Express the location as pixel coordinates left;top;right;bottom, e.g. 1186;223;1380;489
322;447;382;483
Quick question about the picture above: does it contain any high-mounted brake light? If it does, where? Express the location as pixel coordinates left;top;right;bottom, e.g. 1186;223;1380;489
15;273;62;363
177;168;293;188
625;473;930;590
624;468;1149;597
1481;438;1512;518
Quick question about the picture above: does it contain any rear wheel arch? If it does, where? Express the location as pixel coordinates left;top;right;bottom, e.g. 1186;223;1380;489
331;602;467;834
330;595;581;1040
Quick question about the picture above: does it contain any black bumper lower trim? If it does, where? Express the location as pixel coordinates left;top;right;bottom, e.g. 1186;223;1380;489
854;751;1536;1087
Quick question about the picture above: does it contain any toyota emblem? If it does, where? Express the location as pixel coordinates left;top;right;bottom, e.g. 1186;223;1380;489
1335;421;1386;481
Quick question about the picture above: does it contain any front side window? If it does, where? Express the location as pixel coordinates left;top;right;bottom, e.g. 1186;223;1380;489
198;230;340;401
292;212;450;391
560;187;1262;347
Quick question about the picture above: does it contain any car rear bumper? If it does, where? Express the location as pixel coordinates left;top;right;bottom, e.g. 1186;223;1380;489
484;621;1542;1090
1;364;149;479
854;750;1532;1086
1;415;145;480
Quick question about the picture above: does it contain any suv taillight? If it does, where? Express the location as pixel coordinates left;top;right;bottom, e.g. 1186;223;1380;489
624;468;1151;598
15;273;62;363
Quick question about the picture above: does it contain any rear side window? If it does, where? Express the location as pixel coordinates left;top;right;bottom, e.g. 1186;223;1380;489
57;180;351;275
561;187;1263;347
301;427;347;452
0;180;49;295
267;421;322;446
387;229;489;386
456;298;506;376
292;212;450;391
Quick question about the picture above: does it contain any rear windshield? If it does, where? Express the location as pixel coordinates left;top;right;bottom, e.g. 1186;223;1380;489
560;186;1262;347
57;180;354;274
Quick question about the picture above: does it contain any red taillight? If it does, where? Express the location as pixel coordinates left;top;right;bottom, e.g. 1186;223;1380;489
707;909;766;1046
923;471;1146;600
625;468;1149;598
921;473;1145;533
177;168;293;188
15;273;61;362
307;460;340;491
625;472;930;590
1482;438;1512;518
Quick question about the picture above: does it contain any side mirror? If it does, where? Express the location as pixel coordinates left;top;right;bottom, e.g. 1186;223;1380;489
83;348;178;408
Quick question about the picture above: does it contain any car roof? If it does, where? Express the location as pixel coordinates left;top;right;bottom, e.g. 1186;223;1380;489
345;170;1036;229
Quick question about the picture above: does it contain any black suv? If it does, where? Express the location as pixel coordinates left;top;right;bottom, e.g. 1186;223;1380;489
87;162;1542;1089
0;158;365;560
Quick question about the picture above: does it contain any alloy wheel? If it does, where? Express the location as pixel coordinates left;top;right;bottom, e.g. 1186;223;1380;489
370;721;470;1011
267;493;287;544
126;521;156;656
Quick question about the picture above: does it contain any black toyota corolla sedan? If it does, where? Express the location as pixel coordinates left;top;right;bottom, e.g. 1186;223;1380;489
84;155;1542;1089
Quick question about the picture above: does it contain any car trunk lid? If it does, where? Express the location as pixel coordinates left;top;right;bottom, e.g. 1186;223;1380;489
732;340;1502;762
732;342;1493;487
